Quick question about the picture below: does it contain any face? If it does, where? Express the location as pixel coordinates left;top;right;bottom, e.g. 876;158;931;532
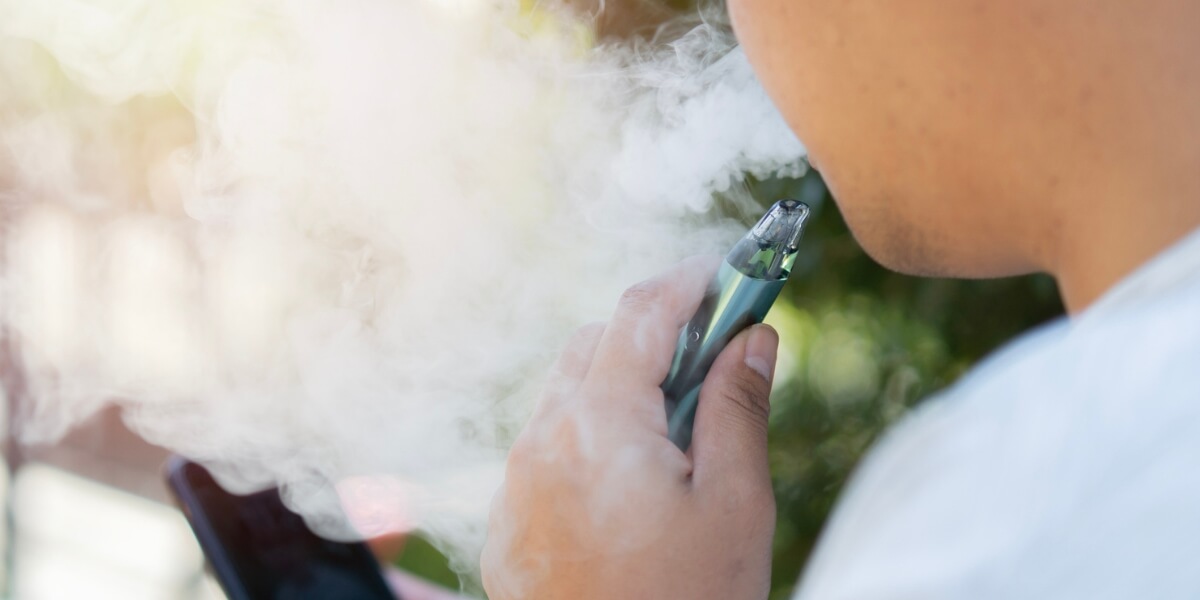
728;0;1129;278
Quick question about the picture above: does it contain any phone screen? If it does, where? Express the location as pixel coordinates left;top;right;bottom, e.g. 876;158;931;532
167;457;397;600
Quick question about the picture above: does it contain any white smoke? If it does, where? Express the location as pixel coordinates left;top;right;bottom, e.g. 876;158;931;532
0;0;803;583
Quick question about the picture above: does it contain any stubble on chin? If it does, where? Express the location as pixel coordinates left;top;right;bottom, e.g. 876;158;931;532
839;194;958;278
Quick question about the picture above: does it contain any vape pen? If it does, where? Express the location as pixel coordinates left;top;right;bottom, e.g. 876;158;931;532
662;199;811;451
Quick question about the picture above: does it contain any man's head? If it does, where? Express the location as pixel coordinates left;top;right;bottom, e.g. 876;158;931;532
729;0;1200;282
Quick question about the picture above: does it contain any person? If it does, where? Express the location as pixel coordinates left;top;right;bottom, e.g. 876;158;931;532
480;1;1200;598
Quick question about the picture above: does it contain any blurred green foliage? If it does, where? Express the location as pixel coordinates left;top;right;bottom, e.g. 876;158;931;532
393;534;462;590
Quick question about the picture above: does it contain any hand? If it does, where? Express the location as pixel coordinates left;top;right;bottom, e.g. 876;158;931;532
481;256;780;600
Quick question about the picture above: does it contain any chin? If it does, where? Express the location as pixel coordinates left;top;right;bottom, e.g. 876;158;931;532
857;235;951;277
838;204;950;277
856;226;1007;281
857;227;1035;280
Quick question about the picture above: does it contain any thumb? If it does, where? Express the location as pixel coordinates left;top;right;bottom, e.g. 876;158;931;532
691;324;778;485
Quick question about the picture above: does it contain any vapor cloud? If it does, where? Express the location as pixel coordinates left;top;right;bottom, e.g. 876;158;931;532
0;0;803;582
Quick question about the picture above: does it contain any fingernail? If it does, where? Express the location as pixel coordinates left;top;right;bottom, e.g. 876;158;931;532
744;324;778;382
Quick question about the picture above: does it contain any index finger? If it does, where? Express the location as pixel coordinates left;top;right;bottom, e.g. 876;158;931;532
585;255;720;399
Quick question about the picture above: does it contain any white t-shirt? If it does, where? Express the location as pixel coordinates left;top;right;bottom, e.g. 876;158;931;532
795;227;1200;600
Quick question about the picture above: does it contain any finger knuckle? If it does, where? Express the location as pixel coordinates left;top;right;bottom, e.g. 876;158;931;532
618;280;665;313
717;374;772;431
574;321;606;339
505;435;537;472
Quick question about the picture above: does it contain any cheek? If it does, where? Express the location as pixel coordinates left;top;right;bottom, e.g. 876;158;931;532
730;0;848;169
726;0;757;36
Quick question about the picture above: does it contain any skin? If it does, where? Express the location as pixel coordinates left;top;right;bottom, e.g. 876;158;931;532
730;0;1200;312
485;1;1200;597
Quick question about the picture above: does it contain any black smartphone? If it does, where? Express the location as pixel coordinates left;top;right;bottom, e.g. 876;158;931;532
166;455;398;600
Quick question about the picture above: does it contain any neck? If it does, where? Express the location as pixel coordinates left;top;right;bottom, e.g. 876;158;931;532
1051;175;1200;315
1026;4;1200;315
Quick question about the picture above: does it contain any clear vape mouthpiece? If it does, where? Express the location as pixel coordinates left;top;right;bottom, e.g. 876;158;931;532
726;199;811;281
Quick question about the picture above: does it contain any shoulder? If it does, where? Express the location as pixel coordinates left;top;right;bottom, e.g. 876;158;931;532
794;279;1200;600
